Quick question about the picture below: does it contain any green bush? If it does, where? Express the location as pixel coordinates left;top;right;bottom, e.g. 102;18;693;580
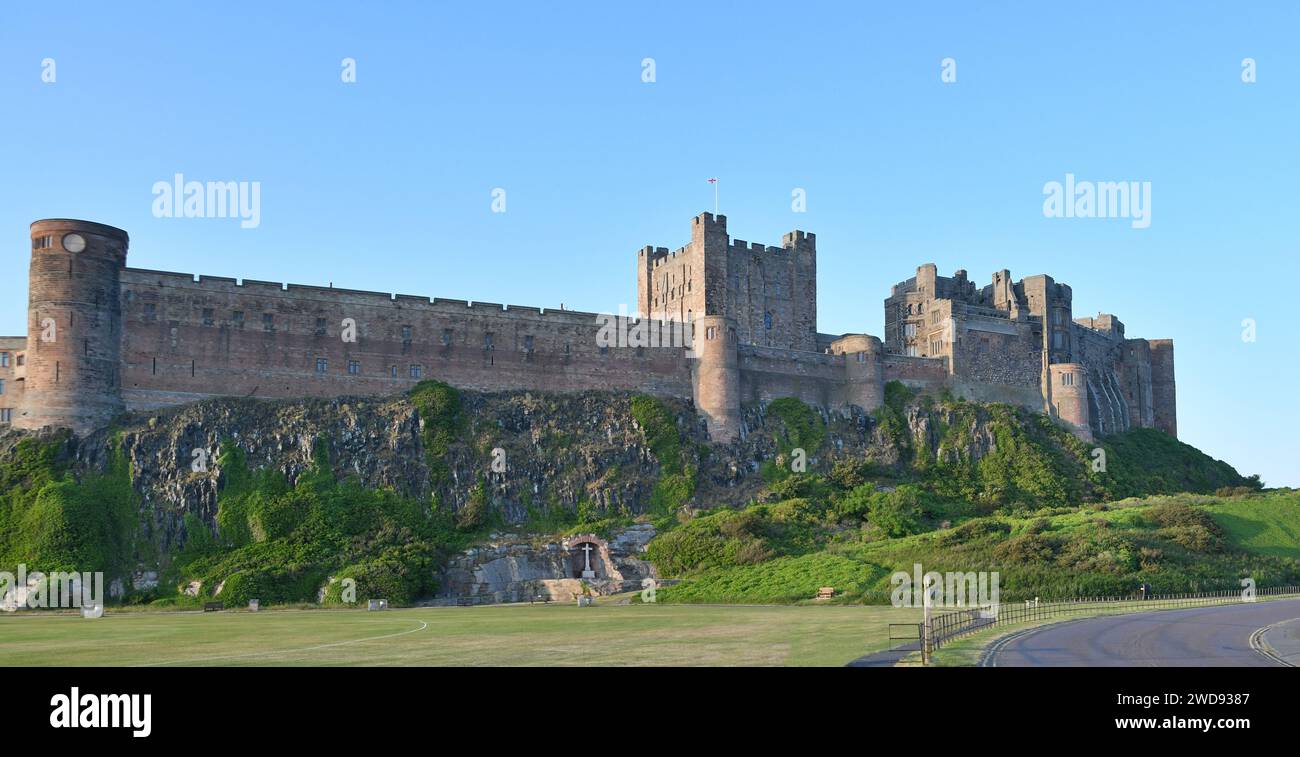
1146;501;1225;536
992;533;1057;564
936;518;1011;546
0;435;137;579
410;380;464;485
175;437;462;608
766;397;826;455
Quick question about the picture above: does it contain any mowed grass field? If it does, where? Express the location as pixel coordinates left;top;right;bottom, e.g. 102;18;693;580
0;603;921;667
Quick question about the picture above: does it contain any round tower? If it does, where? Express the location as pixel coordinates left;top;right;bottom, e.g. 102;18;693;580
1048;363;1091;442
15;219;128;434
691;314;741;441
835;334;884;412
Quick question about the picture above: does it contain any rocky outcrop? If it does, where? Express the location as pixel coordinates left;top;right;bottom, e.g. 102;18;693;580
1;387;1058;561
438;524;658;603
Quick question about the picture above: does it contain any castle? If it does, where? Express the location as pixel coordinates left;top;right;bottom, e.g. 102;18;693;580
0;214;1175;443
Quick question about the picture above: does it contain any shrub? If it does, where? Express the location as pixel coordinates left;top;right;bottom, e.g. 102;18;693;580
1146;502;1224;536
937;518;1011;546
1158;525;1223;554
410;380;464;484
868;485;925;538
993;533;1056;564
766;397;826;455
830;459;877;490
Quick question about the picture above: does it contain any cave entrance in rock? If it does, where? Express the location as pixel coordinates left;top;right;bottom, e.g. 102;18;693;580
568;536;605;579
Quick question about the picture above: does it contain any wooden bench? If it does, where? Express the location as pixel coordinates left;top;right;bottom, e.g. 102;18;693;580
203;601;224;612
816;587;835;600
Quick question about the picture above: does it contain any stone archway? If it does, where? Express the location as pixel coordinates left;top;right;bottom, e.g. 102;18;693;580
564;534;609;579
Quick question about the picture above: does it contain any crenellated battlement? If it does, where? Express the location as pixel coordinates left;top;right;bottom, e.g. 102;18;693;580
6;212;1175;445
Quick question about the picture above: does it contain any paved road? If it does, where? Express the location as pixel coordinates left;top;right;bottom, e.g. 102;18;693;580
985;599;1300;666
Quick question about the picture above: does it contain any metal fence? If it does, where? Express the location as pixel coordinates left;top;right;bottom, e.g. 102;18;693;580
911;585;1300;662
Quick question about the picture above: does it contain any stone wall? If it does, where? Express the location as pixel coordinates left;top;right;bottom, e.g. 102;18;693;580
117;267;694;413
9;215;1178;444
0;336;24;425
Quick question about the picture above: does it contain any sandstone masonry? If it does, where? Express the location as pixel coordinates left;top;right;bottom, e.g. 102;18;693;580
1;214;1175;442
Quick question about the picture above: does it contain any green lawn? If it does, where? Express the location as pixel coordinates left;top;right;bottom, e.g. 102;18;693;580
0;602;921;667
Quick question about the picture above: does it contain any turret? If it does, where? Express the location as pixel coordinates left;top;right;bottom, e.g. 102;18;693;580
833;334;884;411
15;219;127;434
1048;363;1091;441
691;314;740;441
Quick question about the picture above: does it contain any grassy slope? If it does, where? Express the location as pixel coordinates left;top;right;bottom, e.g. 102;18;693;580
657;491;1300;604
1205;496;1300;559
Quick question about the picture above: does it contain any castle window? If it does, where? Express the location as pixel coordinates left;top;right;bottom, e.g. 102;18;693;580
903;323;916;338
0;379;5;394
906;345;919;357
409;365;421;379
263;313;274;332
523;335;534;352
33;236;53;250
856;352;866;363
441;328;452;346
930;338;943;355
16;355;24;367
1062;372;1075;386
1052;331;1064;349
706;326;717;340
483;333;494;350
764;312;773;330
401;325;413;342
203;308;215;327
233;311;244;329
0;409;9;423
316;358;328;373
315;318;327;336
143;303;157;320
348;360;360;375
0;352;7;367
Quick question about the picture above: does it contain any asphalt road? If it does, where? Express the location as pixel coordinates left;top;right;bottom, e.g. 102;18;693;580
985;599;1300;667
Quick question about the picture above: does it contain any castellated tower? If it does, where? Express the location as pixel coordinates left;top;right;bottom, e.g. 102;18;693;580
15;220;127;434
691;314;741;441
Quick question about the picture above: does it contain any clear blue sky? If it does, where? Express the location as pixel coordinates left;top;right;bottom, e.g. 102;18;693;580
2;2;1296;486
